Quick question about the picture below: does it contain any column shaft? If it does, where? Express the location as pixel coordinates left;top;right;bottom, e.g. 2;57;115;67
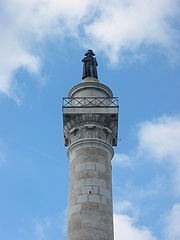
67;139;114;240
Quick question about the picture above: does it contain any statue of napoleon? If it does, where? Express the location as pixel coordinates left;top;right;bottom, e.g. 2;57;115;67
82;49;98;79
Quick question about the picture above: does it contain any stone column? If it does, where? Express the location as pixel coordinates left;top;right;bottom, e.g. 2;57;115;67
63;63;118;240
63;77;118;240
66;114;115;240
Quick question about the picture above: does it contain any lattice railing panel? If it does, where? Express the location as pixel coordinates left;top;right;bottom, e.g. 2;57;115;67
63;97;118;108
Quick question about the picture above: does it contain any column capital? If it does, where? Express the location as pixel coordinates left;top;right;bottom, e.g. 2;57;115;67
63;113;118;147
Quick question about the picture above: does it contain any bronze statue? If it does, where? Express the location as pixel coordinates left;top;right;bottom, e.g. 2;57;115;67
82;50;98;79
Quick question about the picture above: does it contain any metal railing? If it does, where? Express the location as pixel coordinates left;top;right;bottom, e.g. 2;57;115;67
63;97;118;108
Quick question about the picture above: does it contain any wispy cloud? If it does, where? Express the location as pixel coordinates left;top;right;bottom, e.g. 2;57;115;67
19;211;66;240
113;114;180;240
0;0;180;100
35;217;51;240
114;200;139;220
164;203;180;240
138;115;180;162
115;115;180;195
138;115;180;195
0;0;96;101
113;153;132;167
86;0;180;64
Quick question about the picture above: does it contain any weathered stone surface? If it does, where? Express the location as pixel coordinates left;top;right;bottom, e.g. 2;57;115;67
63;113;118;147
67;141;114;240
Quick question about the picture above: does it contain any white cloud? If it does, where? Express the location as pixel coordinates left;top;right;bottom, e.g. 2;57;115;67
114;200;139;221
114;200;134;213
113;115;180;240
0;0;180;100
138;115;180;194
0;0;97;100
85;0;180;63
114;115;180;196
114;214;156;240
113;153;131;167
138;115;180;161
164;203;180;240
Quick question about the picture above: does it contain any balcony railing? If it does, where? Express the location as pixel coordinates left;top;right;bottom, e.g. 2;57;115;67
63;97;118;108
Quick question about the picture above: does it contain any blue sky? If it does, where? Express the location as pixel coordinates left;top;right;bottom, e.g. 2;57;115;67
0;1;180;240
